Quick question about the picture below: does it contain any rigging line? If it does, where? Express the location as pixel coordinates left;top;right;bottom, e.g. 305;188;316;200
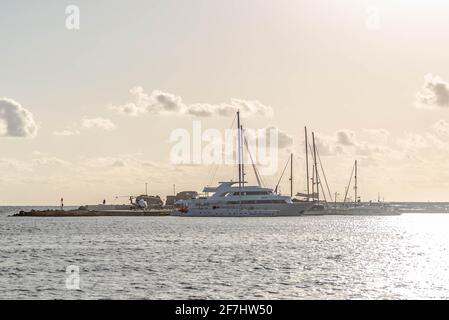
308;142;317;199
208;161;221;186
316;148;333;202
256;166;267;188
343;162;355;203
202;113;237;189
274;156;290;194
242;129;262;187
308;142;325;202
294;154;307;195
242;127;267;188
319;173;327;202
256;163;266;187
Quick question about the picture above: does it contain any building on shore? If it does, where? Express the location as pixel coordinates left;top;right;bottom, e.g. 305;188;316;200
165;191;199;206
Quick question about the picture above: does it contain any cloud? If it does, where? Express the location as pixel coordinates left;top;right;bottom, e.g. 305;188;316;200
416;74;449;109
364;128;390;140
264;126;293;149
33;157;70;167
313;129;389;157
243;125;293;149
335;129;357;146
313;133;344;156
53;129;81;136
397;132;442;153
80;155;158;169
53;117;114;136
0;158;33;172
432;119;449;136
82;117;116;131
112;159;126;167
0;98;38;138
110;87;274;118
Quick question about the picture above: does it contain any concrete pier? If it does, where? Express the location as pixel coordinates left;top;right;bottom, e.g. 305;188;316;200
11;208;171;217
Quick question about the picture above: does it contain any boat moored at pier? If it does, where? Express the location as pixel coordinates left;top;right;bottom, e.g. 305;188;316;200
171;181;314;217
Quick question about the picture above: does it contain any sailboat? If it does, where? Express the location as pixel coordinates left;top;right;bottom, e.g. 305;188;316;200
291;127;328;215
171;112;314;217
329;160;400;216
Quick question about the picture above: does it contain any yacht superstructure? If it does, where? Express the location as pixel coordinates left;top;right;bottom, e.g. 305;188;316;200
171;181;313;216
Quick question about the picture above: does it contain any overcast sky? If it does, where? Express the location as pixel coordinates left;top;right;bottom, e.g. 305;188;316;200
2;0;449;204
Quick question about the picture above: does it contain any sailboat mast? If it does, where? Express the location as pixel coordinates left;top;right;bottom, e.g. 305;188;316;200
237;111;242;189
312;132;319;202
290;153;293;198
305;127;309;201
241;125;245;188
311;164;315;200
236;111;242;211
354;160;358;204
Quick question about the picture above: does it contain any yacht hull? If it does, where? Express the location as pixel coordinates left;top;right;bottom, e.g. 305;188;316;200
326;207;401;216
171;202;313;217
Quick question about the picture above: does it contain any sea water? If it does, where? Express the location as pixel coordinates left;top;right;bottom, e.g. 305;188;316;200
1;206;449;299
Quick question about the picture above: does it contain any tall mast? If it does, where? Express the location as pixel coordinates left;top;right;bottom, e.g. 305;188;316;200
311;164;315;200
312;132;319;202
240;125;245;188
290;153;293;198
354;160;358;204
305;127;309;201
237;111;242;189
236;111;242;211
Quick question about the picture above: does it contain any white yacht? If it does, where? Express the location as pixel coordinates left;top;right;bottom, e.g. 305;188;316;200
171;111;315;217
171;181;314;217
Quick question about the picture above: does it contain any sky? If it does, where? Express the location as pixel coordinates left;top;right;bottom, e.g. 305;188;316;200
2;0;449;204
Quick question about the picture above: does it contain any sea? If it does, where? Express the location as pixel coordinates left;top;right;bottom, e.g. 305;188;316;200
1;206;449;299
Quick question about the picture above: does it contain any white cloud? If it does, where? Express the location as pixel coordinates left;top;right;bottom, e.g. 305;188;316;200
364;128;390;140
53;129;81;136
313;133;344;156
313;129;389;157
0;97;38;138
432;119;449;136
33;157;70;167
243;125;293;150
0;158;33;172
396;131;449;154
82;117;116;131
110;87;274;118
416;74;449;109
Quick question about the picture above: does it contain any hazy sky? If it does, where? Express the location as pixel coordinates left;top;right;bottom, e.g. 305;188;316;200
2;0;449;204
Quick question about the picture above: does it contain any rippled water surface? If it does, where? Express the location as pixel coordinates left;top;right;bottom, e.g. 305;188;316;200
1;206;449;299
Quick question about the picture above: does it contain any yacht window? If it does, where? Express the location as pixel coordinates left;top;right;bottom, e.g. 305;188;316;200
227;200;287;204
230;191;271;196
